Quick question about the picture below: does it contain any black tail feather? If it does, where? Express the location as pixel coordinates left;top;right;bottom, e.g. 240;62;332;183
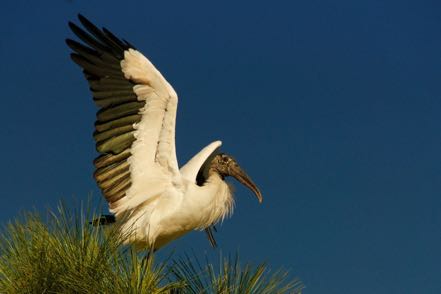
90;214;116;226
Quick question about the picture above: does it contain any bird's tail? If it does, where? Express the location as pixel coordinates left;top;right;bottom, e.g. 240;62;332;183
90;214;116;226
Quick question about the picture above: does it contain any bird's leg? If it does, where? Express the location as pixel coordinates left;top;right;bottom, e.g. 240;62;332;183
146;249;154;263
143;242;156;266
205;226;217;248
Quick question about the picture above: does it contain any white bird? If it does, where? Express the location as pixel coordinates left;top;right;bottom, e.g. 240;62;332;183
67;15;263;251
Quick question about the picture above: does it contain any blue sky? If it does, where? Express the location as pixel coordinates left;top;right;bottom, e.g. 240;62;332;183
1;0;440;293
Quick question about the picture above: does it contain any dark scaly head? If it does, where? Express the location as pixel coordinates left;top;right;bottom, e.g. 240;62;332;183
210;153;263;203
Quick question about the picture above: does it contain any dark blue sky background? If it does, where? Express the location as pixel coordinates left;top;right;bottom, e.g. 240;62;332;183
1;0;440;293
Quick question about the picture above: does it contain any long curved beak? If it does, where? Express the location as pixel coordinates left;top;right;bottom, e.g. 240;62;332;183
228;163;263;203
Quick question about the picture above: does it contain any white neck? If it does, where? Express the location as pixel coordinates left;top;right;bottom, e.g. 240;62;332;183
184;173;234;230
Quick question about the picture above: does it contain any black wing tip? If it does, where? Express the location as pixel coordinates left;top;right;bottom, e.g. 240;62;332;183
65;38;80;49
68;21;84;34
69;14;131;55
90;214;116;226
69;52;82;61
122;39;136;49
69;52;78;62
78;13;92;25
68;14;87;26
102;27;112;34
78;13;100;32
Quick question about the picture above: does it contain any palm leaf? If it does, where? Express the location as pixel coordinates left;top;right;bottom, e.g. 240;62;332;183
170;252;303;294
0;201;181;293
0;200;302;293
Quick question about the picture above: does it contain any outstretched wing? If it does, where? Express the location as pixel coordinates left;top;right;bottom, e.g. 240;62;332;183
67;15;180;216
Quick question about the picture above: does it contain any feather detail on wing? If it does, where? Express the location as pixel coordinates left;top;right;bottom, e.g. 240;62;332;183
67;15;180;216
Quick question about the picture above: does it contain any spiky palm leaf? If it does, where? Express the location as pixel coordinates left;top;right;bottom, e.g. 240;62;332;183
0;201;302;293
170;253;303;294
0;202;180;293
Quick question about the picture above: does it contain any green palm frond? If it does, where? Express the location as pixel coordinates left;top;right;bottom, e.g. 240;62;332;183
0;201;302;293
170;253;303;294
0;202;181;293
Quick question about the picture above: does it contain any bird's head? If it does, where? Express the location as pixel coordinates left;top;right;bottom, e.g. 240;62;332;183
210;153;263;203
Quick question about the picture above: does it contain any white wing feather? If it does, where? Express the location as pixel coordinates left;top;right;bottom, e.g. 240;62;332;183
111;49;180;215
180;141;222;182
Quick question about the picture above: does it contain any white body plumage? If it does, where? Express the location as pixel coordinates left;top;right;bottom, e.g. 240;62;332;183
122;171;234;249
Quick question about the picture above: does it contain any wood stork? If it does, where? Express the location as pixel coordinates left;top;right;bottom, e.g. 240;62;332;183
66;15;263;251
